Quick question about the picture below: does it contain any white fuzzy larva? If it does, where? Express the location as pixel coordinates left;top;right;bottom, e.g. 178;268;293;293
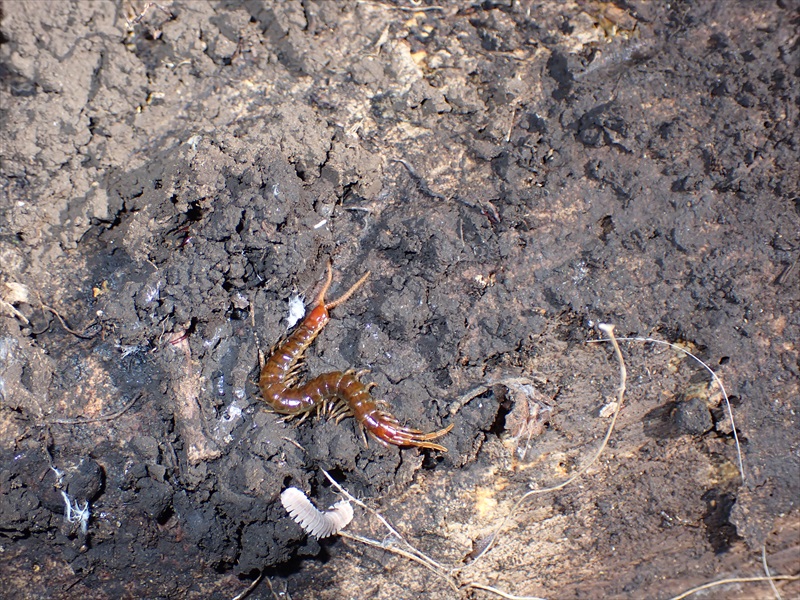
280;487;354;539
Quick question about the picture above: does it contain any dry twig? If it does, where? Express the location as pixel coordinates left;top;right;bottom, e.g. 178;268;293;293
448;376;539;417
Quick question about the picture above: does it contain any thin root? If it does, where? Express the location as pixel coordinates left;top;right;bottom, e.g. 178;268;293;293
47;393;142;425
231;570;264;600
459;323;627;570
762;545;783;600
321;468;549;599
587;335;745;484
321;469;459;593
667;575;799;600
465;582;547;600
313;325;781;600
38;299;96;340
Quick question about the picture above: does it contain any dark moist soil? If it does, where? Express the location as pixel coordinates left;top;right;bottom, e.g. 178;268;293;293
1;2;798;599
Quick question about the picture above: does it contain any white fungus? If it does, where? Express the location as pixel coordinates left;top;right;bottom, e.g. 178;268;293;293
286;293;306;329
61;490;90;535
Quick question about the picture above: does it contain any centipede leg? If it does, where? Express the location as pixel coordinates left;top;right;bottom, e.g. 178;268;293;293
315;402;326;419
295;411;313;426
331;402;351;423
357;423;371;447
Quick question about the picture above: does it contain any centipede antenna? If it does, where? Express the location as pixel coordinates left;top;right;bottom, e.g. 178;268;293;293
315;261;335;307
325;271;371;310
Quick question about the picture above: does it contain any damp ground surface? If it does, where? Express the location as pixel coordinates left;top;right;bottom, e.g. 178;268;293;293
1;2;798;599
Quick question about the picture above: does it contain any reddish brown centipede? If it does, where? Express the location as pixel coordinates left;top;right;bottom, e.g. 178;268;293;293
259;263;453;451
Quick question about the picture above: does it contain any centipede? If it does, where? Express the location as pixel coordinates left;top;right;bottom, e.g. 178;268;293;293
259;262;453;451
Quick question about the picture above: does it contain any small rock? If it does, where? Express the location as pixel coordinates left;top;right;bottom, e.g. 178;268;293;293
671;397;713;435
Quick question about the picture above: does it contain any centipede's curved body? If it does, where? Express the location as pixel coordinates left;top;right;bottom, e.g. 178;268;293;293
259;264;453;451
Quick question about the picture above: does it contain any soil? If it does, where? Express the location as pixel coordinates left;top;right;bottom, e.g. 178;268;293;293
1;1;798;599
